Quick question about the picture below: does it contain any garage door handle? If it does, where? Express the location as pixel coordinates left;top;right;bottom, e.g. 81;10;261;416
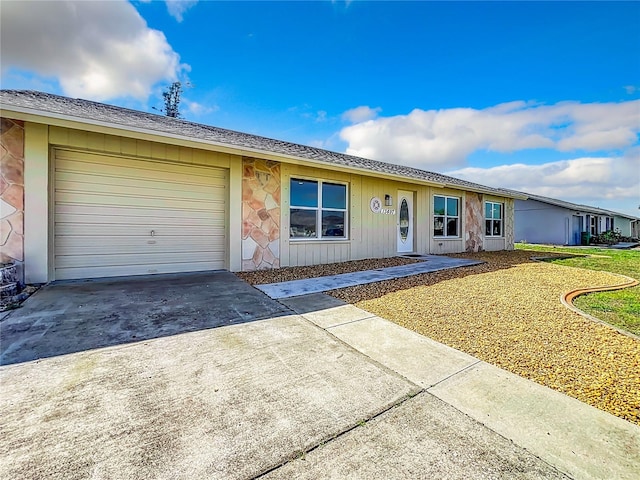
150;230;155;237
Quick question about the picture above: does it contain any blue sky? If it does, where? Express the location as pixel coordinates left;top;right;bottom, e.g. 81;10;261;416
2;1;639;217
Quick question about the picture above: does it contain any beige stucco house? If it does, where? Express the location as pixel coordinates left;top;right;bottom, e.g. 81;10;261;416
1;90;522;284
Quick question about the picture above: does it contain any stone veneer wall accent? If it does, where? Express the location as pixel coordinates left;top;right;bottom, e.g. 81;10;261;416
242;158;281;271
505;198;515;250
0;118;25;280
465;192;484;252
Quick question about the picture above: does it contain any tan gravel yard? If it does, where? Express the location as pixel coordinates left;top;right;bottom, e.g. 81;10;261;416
240;251;640;425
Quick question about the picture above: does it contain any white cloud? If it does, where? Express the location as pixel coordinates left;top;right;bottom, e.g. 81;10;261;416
0;0;187;101
339;100;640;168
342;105;382;123
447;151;640;204
165;0;198;22
183;99;217;116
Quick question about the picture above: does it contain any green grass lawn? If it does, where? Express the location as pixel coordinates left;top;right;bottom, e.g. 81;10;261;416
515;243;640;336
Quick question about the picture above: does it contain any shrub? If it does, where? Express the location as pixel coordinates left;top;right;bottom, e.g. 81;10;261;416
591;229;622;245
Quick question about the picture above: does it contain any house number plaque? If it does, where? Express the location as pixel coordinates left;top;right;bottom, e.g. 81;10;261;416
370;197;395;215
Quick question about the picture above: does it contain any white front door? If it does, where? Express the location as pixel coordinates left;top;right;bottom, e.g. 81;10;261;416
397;190;414;253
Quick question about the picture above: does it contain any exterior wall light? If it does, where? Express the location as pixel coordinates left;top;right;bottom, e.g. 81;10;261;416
385;194;392;206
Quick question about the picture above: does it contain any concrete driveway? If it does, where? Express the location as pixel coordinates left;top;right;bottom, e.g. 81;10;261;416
0;271;290;365
0;272;616;479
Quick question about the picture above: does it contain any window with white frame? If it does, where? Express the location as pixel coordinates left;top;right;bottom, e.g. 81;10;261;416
290;178;347;239
485;201;503;237
433;195;460;237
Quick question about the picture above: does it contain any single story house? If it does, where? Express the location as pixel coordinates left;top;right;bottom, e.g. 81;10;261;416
1;90;522;284
514;193;639;246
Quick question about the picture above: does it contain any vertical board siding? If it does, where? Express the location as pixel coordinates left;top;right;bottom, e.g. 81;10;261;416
49;126;234;169
356;176;398;260
289;242;350;266
430;240;465;255
484;238;506;251
416;188;429;254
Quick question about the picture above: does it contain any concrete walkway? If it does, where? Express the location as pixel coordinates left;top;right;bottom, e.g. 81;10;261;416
607;242;639;249
256;255;482;298
279;293;640;480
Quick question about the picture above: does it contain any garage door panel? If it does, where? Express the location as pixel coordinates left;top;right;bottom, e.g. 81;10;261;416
55;212;225;227
56;172;222;197
54;149;229;279
55;204;224;220
56;191;223;211
56;234;219;248
57;157;227;181
56;152;227;182
56;181;226;204
55;223;225;237
56;240;223;256
56;250;225;268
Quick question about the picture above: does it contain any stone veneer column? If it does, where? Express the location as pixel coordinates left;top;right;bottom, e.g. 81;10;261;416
465;192;484;252
0;118;25;281
505;198;515;250
242;158;281;271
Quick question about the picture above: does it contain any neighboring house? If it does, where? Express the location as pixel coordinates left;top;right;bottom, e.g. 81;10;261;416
1;90;522;284
632;219;640;239
612;213;638;238
514;193;639;246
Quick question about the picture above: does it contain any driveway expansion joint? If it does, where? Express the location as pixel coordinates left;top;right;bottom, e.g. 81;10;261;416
252;389;427;480
324;314;377;330
425;359;483;390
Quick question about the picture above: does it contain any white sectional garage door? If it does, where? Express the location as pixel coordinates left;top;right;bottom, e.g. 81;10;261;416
54;149;227;280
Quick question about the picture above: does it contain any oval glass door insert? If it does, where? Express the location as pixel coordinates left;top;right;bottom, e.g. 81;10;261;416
399;198;409;242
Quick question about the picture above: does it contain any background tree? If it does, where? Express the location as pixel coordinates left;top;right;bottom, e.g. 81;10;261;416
158;81;182;118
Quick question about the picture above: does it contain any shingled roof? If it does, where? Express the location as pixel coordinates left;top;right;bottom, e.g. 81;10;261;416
1;90;521;198
514;191;639;220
